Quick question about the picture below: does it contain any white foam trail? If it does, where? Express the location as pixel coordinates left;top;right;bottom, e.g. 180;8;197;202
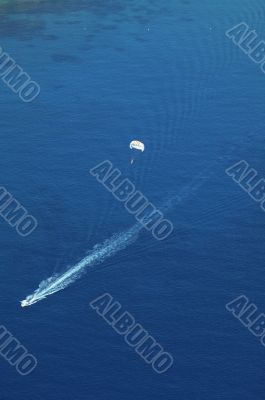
21;223;141;307
21;160;221;308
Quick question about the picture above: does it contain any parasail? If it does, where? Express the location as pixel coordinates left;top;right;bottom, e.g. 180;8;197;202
129;140;145;152
129;140;145;164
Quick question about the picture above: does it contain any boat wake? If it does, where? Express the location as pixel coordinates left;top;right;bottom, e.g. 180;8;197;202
21;156;231;308
21;223;141;307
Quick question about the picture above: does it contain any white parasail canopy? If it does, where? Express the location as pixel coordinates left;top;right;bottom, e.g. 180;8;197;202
129;140;145;152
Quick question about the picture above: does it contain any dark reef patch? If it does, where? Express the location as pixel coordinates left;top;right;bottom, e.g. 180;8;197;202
0;0;166;21
0;0;127;16
0;0;169;42
40;34;59;41
133;36;148;43
180;16;195;22
0;17;46;40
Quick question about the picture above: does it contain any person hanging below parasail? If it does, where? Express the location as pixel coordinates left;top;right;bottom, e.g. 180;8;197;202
129;140;145;164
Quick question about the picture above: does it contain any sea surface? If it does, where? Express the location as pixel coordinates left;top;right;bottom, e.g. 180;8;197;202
0;0;265;399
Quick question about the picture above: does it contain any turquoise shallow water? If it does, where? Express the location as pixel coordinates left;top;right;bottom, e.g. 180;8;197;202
1;0;265;399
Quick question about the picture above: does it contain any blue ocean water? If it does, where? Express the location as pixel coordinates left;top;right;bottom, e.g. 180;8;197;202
1;0;265;398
